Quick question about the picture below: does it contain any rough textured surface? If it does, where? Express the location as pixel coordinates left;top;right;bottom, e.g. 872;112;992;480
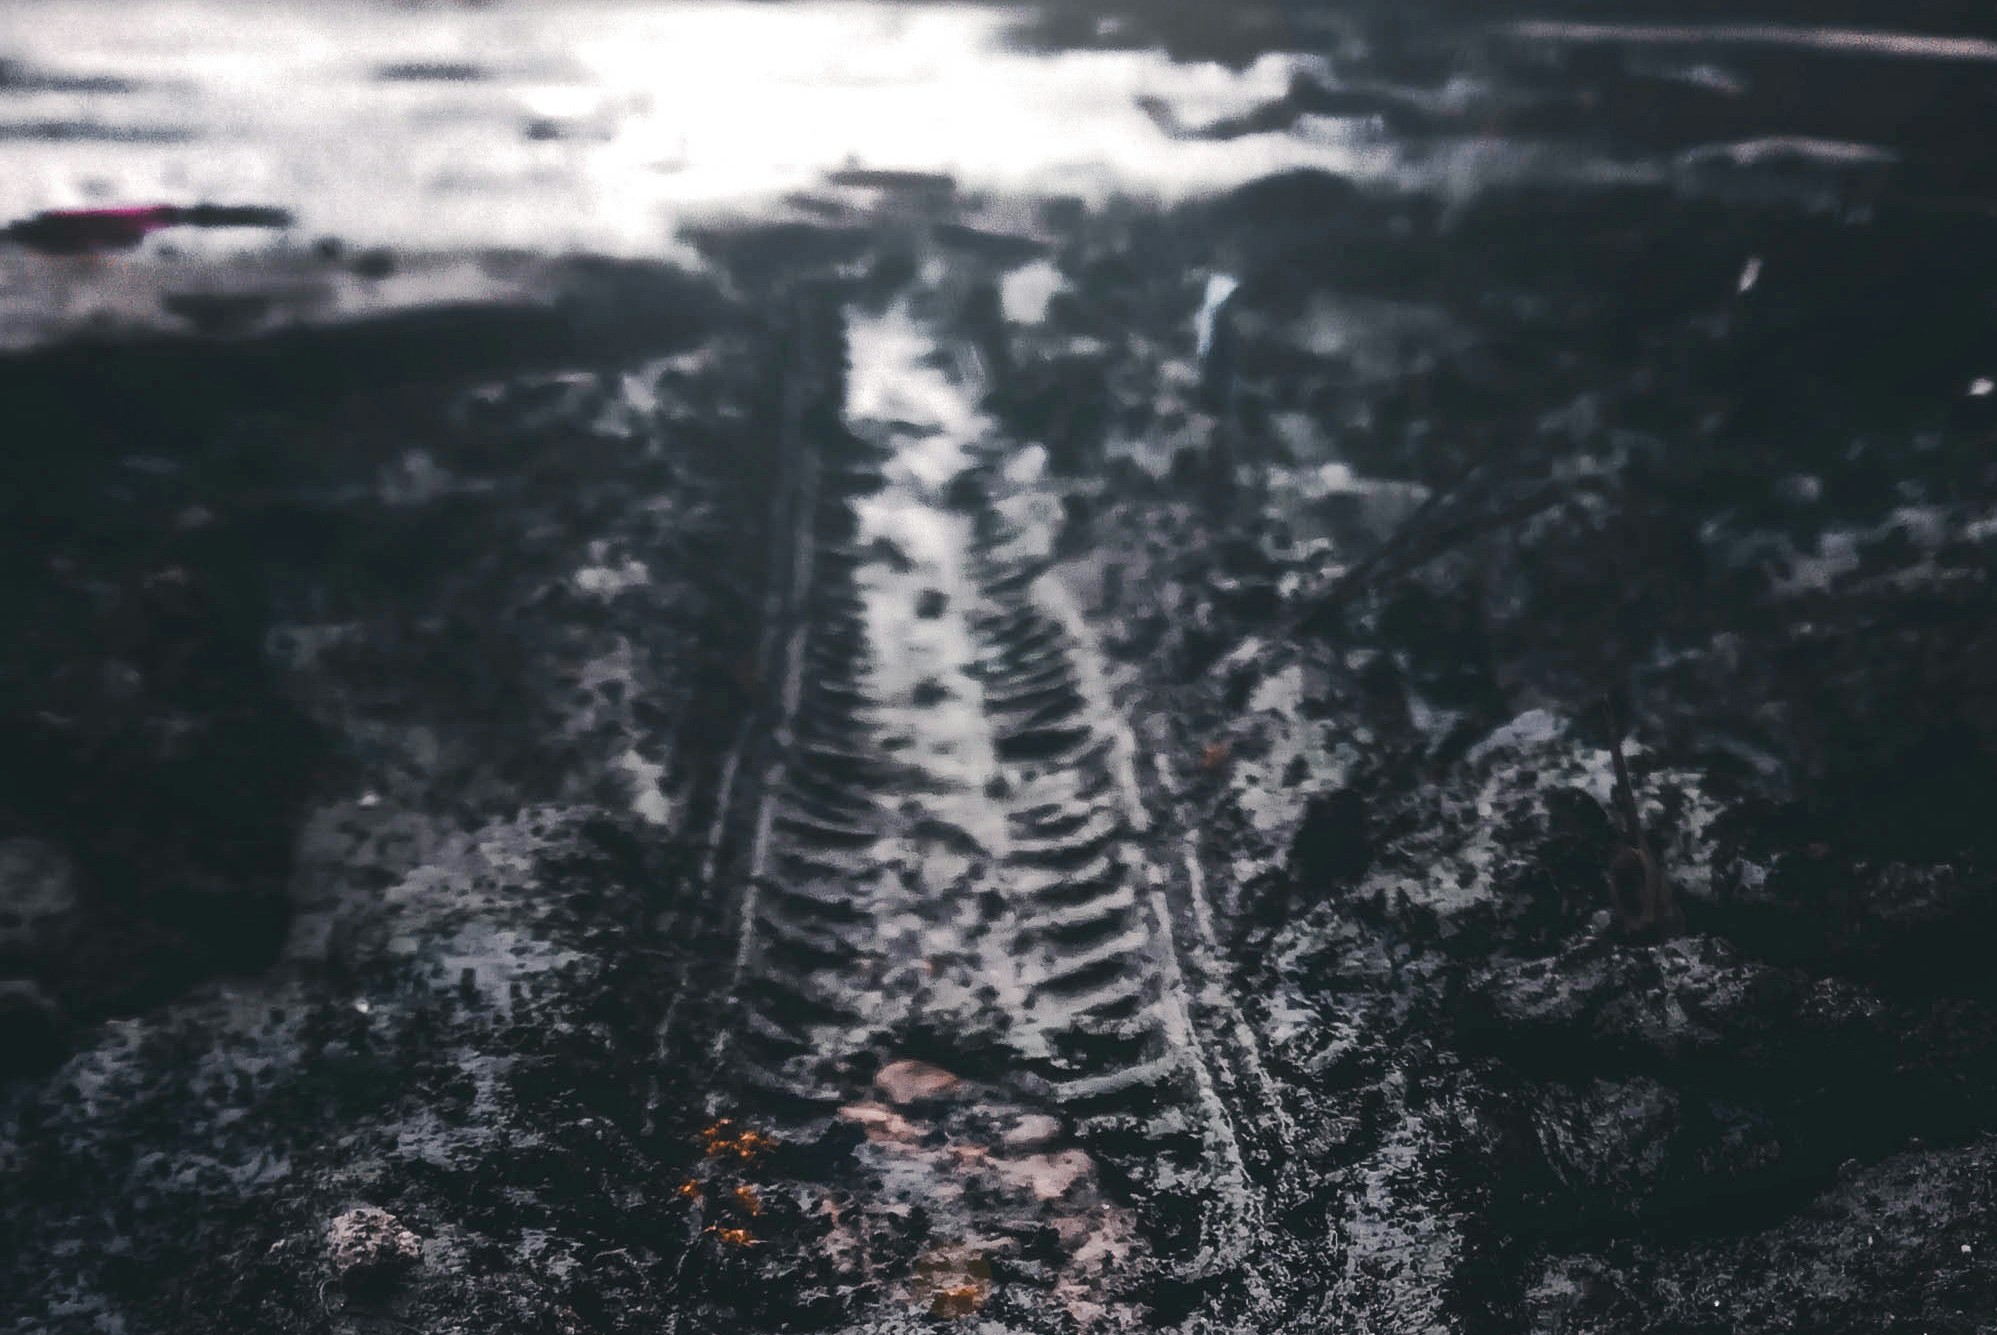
6;3;1997;1332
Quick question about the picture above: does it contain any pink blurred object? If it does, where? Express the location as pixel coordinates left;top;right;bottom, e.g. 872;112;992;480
2;203;292;256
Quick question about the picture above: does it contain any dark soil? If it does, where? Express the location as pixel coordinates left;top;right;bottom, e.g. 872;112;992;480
5;4;1997;1332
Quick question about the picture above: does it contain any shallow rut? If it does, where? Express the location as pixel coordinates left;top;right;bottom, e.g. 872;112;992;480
672;266;1302;1329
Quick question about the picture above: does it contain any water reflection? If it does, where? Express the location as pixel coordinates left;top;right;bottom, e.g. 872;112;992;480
0;0;1359;256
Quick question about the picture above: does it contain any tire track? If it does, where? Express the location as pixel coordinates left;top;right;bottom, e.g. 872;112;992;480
688;267;1296;1326
714;290;896;1110
964;502;1269;1276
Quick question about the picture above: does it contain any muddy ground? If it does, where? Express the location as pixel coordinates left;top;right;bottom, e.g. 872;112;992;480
5;5;1997;1333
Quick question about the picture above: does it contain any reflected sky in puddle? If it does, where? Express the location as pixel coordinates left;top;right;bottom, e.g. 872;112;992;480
0;0;1380;255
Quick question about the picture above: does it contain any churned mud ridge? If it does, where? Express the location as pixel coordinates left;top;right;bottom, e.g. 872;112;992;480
0;258;735;1069
1005;134;1997;1328
0;256;806;1333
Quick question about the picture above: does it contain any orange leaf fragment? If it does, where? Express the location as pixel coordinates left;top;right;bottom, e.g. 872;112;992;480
700;1119;777;1161
934;1284;986;1318
913;1247;993;1319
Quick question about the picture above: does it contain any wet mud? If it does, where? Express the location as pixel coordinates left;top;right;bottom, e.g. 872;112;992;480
6;4;1997;1333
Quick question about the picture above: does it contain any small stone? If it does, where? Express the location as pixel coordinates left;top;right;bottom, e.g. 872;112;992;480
837;1101;925;1146
1002;1114;1062;1149
915;589;949;619
875;1058;962;1104
994;1148;1093;1201
327;1206;421;1296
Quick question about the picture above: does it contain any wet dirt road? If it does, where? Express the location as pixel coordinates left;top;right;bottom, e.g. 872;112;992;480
8;5;1997;1335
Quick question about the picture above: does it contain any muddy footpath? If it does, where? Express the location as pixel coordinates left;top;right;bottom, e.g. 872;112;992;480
6;5;1997;1333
